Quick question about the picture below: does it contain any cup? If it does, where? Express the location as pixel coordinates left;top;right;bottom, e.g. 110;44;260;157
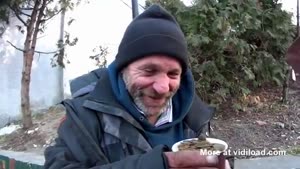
171;137;228;155
172;137;229;169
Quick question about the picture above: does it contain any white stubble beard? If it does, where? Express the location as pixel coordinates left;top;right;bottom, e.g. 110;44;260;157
122;73;174;117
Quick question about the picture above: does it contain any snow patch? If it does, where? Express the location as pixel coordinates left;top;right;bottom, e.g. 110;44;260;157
0;124;21;136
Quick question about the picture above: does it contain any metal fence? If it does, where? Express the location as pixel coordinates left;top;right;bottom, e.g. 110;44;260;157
0;155;42;169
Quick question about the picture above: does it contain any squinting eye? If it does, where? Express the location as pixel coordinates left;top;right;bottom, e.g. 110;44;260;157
144;69;155;73
168;72;180;78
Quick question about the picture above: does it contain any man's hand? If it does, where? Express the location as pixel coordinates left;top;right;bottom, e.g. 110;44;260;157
164;151;231;169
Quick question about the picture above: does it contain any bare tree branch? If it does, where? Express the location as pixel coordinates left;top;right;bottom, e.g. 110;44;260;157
35;50;57;54
8;5;28;27
6;40;24;52
139;4;145;9
119;0;145;10
46;0;54;6
42;8;63;22
7;40;59;54
20;7;34;10
120;0;131;9
11;7;32;17
16;9;31;17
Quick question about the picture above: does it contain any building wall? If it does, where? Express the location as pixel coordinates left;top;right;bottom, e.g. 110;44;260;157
0;16;63;128
0;0;136;128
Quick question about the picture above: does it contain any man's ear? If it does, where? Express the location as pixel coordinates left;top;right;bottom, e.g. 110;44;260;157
286;37;300;74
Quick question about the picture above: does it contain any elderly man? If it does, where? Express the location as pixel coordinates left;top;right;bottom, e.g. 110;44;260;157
44;4;230;169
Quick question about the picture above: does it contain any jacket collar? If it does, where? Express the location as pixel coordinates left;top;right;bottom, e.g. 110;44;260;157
83;70;144;130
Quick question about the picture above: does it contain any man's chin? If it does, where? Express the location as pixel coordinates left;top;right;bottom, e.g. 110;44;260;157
134;98;168;115
143;107;166;116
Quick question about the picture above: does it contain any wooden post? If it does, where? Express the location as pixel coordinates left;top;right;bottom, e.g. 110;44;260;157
282;0;300;103
297;0;299;37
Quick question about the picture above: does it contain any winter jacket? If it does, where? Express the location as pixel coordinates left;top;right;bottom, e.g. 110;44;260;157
44;69;215;169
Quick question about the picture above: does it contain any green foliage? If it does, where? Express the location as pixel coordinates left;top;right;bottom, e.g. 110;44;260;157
287;146;300;155
146;0;295;105
89;45;108;68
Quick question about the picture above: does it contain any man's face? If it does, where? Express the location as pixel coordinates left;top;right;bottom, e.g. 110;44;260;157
122;55;182;117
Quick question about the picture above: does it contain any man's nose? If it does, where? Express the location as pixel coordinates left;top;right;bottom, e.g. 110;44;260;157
153;74;170;94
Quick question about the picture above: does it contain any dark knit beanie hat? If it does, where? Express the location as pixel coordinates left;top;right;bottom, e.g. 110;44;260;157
114;4;188;73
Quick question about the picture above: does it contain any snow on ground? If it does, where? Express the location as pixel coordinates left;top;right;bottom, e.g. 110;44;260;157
0;124;21;136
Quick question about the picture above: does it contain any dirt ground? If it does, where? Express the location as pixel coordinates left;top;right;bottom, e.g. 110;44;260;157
211;85;300;158
0;105;65;155
0;81;299;158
